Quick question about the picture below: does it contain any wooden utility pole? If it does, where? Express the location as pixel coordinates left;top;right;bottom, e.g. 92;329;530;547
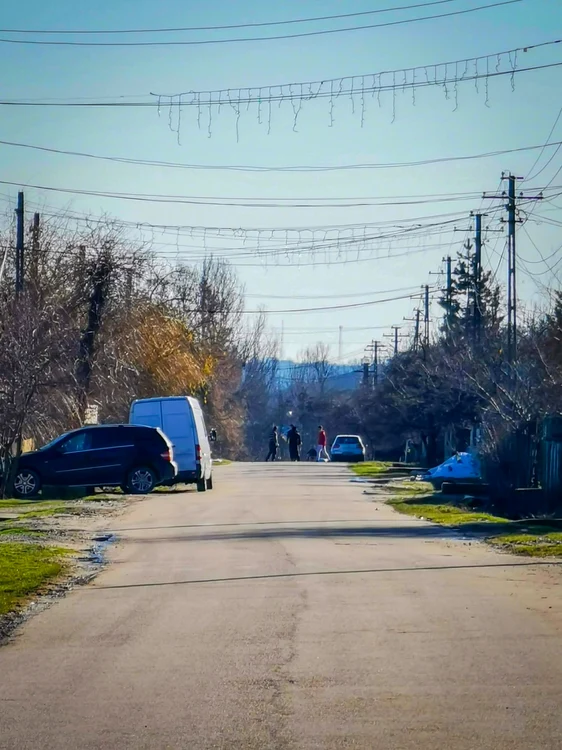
15;192;24;296
484;174;542;363
473;212;482;341
424;285;430;346
372;340;383;385
30;212;40;286
384;326;407;356
405;310;422;352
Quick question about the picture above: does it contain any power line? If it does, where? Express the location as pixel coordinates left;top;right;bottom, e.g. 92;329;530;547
0;2;521;47
524;105;562;181
4;59;559;110
3;178;559;210
0;179;489;209
1;136;561;173
0;1;465;34
152;39;559;104
246;285;425;300
0;192;475;235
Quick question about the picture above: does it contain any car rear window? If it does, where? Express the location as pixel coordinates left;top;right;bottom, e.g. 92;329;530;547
336;437;361;445
135;427;168;449
91;427;136;449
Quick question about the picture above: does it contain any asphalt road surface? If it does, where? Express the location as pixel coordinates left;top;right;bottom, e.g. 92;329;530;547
1;463;562;749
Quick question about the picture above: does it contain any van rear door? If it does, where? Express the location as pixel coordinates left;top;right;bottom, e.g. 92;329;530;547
189;398;211;479
130;400;162;429
161;398;196;474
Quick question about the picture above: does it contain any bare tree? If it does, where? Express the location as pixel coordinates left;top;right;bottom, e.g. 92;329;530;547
298;342;334;393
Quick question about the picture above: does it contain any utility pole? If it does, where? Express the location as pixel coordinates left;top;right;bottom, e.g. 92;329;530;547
484;174;542;363
424;285;430;346
15;191;24;296
446;255;452;306
384;326;406;356
507;176;517;362
362;356;370;387
405;310;422;352
414;309;420;352
338;326;343;361
30;212;40;286
472;212;482;342
444;255;453;327
372;340;383;385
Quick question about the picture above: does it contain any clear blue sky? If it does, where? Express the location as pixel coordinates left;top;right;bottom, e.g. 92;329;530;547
0;0;561;359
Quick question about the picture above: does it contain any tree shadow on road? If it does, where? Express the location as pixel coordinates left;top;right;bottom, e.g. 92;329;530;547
117;522;498;544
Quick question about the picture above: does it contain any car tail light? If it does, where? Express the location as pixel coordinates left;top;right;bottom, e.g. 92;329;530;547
161;449;171;462
195;444;202;461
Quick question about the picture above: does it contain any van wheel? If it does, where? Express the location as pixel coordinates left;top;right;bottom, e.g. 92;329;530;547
13;468;42;498
206;475;213;490
126;467;156;494
197;478;207;492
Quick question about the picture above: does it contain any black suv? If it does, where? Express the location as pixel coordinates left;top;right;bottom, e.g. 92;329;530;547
13;424;177;498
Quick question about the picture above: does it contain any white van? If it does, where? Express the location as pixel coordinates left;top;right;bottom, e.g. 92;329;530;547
129;397;213;492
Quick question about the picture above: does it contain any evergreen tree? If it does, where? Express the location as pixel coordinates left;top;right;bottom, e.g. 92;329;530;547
439;242;502;343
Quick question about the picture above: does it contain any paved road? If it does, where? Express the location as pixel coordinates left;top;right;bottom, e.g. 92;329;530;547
1;463;561;749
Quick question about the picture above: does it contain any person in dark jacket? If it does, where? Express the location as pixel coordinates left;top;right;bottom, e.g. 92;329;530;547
265;425;279;462
287;424;302;462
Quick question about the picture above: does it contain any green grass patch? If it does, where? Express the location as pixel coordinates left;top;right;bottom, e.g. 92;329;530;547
385;483;562;558
390;480;435;495
489;527;562;557
388;496;506;526
0;499;37;510
386;481;500;523
79;494;116;503
0;526;45;537
0;543;71;616
213;459;232;466
350;461;392;477
18;503;68;519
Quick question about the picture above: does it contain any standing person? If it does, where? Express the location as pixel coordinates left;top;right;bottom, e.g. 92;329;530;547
317;425;330;462
287;424;302;462
265;425;279;462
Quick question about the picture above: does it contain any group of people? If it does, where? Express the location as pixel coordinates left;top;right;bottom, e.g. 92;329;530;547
265;425;330;463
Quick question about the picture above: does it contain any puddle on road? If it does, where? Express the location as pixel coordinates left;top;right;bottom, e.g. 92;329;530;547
79;533;117;566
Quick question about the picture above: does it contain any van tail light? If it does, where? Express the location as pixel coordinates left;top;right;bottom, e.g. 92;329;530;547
161;449;171;462
195;444;202;462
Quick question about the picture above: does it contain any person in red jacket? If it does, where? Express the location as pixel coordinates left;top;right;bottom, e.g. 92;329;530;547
317;425;329;462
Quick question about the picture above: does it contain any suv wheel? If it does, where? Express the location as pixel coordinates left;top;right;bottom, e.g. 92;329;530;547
197;478;207;492
126;467;156;494
206;475;213;490
14;468;42;498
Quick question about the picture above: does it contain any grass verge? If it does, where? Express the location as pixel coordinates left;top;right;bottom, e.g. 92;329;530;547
386;481;562;557
388;493;506;526
350;461;392;477
488;527;562;557
0;543;71;616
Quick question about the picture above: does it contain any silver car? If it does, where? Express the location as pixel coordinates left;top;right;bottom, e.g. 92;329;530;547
330;435;366;463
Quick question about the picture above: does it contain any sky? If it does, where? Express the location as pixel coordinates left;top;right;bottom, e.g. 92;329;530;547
0;0;561;360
